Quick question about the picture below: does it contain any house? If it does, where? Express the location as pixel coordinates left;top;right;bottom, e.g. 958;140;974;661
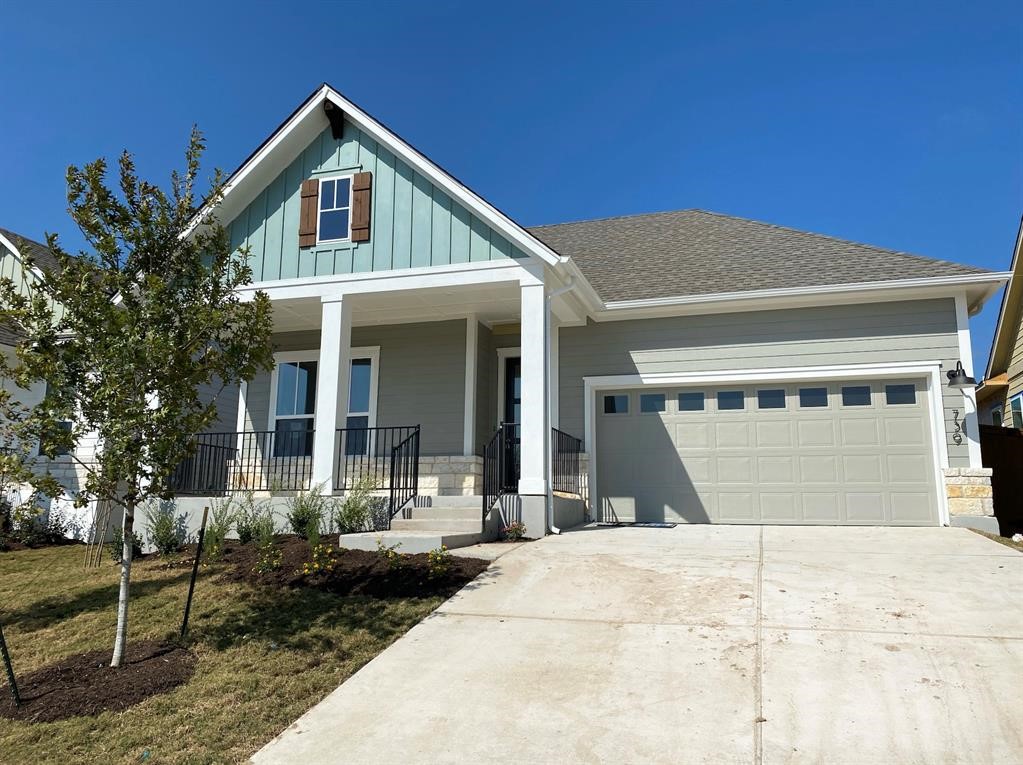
0;229;94;535
11;84;1015;547
977;218;1022;428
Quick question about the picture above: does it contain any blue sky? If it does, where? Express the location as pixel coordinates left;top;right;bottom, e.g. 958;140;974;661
1;1;1019;372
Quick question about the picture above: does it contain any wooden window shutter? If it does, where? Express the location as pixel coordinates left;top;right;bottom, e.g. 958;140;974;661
351;172;372;242
299;179;319;248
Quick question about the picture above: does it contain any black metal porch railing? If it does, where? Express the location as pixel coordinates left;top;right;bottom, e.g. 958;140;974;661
333;425;421;492
551;427;583;496
482;422;519;522
169;430;313;495
387;427;420;529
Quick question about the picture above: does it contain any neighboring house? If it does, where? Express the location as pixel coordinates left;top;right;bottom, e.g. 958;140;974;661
977;219;1022;429
19;84;1016;544
0;229;94;535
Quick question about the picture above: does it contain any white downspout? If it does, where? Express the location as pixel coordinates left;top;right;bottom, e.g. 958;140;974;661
545;278;576;534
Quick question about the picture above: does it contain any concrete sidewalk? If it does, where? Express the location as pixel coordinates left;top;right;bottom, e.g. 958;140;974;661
252;525;1023;764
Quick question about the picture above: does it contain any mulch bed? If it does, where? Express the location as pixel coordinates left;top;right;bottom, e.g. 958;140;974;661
0;641;196;723
219;534;490;599
0;537;82;553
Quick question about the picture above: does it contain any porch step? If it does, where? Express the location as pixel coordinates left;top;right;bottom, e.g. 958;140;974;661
390;518;481;533
338;530;487;554
401;506;482;521
415;495;484;509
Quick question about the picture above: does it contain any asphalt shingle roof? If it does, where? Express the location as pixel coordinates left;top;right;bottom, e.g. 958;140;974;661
527;209;990;303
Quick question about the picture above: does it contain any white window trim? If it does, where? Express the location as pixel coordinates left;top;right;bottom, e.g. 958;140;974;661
582;361;951;527
315;173;354;245
1010;392;1023;429
267;348;379;433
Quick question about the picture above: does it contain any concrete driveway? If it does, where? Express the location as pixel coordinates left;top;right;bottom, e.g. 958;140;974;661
253;526;1023;764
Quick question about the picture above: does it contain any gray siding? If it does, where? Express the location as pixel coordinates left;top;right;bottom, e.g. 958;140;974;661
246;320;467;456
198;378;239;434
558;298;968;467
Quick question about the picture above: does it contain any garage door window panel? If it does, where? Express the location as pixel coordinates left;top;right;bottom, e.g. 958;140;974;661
757;389;787;410
885;384;917;406
603;394;629;415
799;387;829;408
678;391;705;411
841;385;872;407
639;393;667;414
717;391;745;411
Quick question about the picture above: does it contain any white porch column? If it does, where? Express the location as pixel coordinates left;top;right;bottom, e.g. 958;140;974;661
519;279;548;495
463;316;478;456
311;296;353;492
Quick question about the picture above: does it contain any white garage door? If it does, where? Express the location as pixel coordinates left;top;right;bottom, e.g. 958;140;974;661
596;379;939;525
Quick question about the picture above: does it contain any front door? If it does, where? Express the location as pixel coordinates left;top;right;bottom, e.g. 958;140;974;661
502;357;521;491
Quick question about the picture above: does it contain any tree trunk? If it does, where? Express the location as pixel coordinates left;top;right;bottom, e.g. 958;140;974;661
110;501;135;668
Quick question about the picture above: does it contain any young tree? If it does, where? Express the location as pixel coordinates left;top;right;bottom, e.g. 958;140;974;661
0;128;273;666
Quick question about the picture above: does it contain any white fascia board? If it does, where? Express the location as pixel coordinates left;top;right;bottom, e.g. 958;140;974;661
984;219;1022;378
239;258;527;301
592;273;1013;322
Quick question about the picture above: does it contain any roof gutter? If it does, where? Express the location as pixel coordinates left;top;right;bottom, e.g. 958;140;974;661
599;272;1013;314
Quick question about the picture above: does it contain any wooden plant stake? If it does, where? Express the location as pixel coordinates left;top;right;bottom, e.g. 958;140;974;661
0;621;20;706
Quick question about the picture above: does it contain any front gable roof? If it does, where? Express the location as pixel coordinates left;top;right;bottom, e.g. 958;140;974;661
213;83;562;270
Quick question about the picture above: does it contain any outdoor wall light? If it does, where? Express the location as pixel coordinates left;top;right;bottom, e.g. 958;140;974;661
946;360;977;389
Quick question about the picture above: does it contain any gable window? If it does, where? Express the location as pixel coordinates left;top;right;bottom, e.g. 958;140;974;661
1011;394;1023;429
317;176;352;243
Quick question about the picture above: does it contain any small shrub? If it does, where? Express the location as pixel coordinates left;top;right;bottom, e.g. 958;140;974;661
250;511;276;546
426;545;452;579
235;492;271;544
286;484;329;539
301;543;338;576
332;476;376;534
253;540;282;574
144;501;185;556
109;525;143;562
204;499;235;561
376;538;406;571
501;521;527;542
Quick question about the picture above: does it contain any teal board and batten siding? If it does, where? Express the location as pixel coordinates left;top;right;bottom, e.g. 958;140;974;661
557;298;970;467
243;320;467;456
228;125;527;282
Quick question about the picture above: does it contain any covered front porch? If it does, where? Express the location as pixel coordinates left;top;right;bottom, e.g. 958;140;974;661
171;266;587;537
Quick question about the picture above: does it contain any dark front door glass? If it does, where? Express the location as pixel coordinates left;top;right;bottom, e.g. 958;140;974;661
504;357;521;424
503;357;521;491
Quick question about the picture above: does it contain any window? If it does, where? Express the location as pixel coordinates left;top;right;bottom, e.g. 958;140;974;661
799;387;828;408
990;407;1003;426
1012;395;1023;429
841;385;871;407
717;391;744;411
757;389;786;409
603;394;629;414
317;177;352;243
678;391;705;411
640;393;666;413
344;359;373;455
274;360;318;457
885;384;916;406
41;382;72;457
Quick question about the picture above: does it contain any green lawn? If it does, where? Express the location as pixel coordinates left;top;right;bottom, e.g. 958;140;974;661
0;544;443;764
